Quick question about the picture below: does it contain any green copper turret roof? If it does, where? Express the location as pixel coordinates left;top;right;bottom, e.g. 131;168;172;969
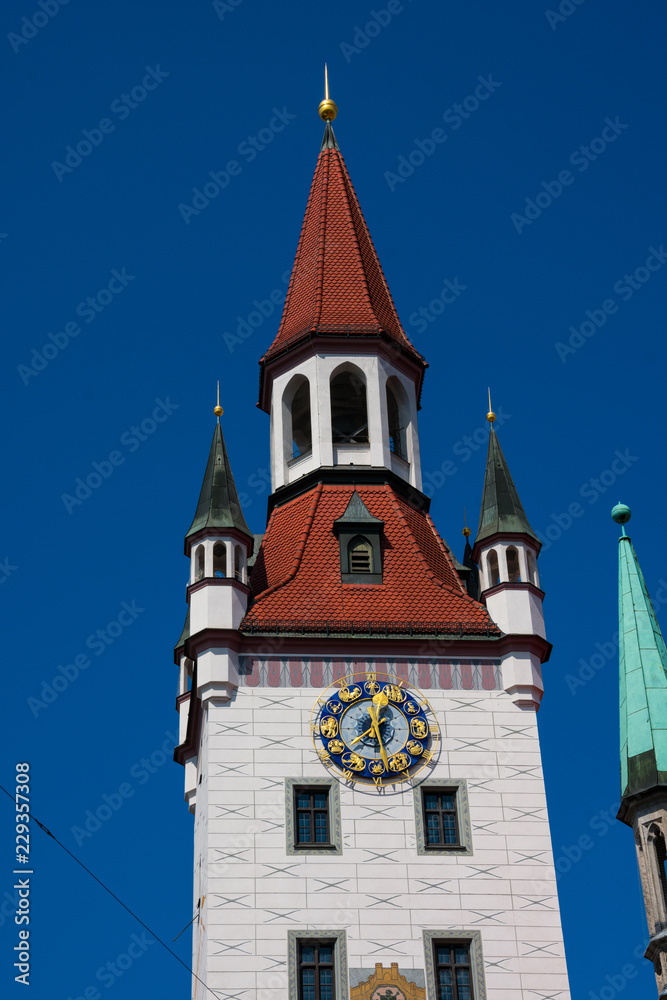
185;422;252;541
617;517;667;801
475;428;538;545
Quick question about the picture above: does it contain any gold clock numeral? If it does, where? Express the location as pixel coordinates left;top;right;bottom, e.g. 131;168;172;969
367;671;376;682
399;769;410;780
422;750;434;764
318;750;333;767
310;722;318;734
372;775;383;787
343;769;356;782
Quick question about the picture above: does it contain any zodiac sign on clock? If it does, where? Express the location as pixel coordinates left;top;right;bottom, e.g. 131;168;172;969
406;740;423;756
410;718;428;739
339;685;362;702
327;700;343;714
341;752;366;771
383;684;406;703
327;739;345;755
320;717;338;738
388;752;411;771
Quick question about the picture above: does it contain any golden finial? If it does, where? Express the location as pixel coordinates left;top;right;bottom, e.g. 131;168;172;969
214;380;223;419
486;386;496;425
462;506;471;537
318;63;338;122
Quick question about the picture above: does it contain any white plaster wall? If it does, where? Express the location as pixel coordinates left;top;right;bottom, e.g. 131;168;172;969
190;583;248;634
193;683;570;1000
192;707;209;1000
486;590;547;639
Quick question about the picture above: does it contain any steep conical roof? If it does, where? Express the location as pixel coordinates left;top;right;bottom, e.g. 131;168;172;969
475;429;537;545
260;122;425;375
617;519;667;803
185;422;251;541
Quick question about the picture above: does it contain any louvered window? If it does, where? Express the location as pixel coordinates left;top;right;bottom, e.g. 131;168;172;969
348;537;372;574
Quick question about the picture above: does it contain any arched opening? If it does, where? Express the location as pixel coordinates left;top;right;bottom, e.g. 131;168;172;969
527;549;538;586
286;376;312;460
649;824;667;913
386;377;408;460
348;536;373;574
487;549;500;587
234;544;243;582
506;546;521;582
213;542;226;578
195;545;205;581
330;369;368;444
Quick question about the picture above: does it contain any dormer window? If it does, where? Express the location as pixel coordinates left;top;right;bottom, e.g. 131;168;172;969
348;536;373;574
333;492;383;585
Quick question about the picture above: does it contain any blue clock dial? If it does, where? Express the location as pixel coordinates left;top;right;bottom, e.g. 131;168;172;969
312;672;437;786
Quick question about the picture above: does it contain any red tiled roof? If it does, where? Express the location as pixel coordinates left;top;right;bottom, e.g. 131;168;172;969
260;127;425;368
241;483;499;635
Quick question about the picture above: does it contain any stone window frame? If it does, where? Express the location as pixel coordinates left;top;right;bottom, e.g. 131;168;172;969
423;929;486;1000
287;929;349;1000
413;778;473;856
285;777;342;856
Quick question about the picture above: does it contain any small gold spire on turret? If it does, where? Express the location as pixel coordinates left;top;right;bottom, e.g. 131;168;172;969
214;380;223;419
462;506;471;537
486;386;496;425
318;64;338;122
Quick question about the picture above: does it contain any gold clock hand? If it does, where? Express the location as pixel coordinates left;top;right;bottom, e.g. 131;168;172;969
348;719;387;746
368;703;389;770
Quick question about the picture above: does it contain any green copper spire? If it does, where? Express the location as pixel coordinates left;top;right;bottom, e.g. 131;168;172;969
614;504;667;802
185;422;252;541
475;427;538;545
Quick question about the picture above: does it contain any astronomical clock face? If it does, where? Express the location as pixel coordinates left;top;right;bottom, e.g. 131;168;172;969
311;671;438;787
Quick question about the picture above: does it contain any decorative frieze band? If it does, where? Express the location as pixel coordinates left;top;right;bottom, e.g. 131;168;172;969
237;657;501;690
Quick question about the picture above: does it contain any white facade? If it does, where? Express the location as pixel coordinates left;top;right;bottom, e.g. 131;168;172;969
183;658;570;1000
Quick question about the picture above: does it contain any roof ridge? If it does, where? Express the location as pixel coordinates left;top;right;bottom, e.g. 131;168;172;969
386;486;458;595
424;510;471;598
249;483;323;606
335;152;379;325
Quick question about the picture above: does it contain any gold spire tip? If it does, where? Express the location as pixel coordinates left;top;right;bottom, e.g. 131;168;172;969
486;386;496;425
214;380;223;418
318;63;338;122
462;506;471;537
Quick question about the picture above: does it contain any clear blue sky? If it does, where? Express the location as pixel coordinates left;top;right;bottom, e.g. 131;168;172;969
2;1;666;997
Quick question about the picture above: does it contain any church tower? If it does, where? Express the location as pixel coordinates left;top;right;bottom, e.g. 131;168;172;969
613;503;667;995
174;84;571;1000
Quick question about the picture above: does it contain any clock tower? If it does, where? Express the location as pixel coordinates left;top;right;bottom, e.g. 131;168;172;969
174;88;571;1000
